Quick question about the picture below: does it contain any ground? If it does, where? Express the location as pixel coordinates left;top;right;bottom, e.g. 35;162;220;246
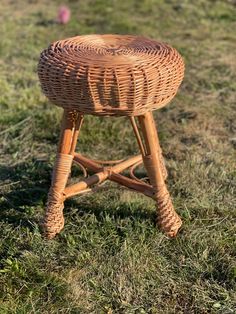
0;0;235;313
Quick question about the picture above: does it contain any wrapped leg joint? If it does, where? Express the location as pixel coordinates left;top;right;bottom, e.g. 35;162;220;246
155;186;182;237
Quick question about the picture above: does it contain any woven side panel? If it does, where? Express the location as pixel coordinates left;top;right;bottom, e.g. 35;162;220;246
38;34;184;116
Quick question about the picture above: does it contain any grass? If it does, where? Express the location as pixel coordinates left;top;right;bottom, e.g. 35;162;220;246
0;0;236;313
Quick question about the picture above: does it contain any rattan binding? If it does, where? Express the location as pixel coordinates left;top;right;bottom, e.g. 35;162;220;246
38;34;184;116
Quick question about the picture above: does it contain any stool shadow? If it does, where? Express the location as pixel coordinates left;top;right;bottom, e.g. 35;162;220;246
0;161;50;230
66;197;156;224
0;162;156;231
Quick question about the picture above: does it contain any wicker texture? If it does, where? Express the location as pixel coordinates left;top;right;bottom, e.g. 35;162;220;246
43;153;73;239
156;186;182;236
38;34;184;116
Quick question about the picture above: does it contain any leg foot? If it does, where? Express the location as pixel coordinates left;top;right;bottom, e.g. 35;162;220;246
137;112;182;237
43;153;73;239
156;185;182;237
43;203;65;239
42;111;83;239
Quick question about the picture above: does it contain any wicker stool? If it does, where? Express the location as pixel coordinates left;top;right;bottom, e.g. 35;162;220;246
38;34;184;239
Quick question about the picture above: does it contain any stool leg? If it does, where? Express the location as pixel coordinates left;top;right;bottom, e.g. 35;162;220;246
137;111;182;237
43;110;83;239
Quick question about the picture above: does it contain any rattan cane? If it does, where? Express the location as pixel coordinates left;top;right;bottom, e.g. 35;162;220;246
38;34;184;116
38;34;184;239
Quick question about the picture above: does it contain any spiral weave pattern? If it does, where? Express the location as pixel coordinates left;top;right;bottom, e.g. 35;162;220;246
38;34;184;116
156;185;182;237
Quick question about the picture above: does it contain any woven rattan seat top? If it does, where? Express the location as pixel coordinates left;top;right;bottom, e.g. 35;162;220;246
38;34;184;116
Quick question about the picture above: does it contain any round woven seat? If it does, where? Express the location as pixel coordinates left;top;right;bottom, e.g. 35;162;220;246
38;34;184;116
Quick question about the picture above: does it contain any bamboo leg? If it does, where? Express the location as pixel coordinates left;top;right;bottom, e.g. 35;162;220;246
148;116;168;180
43;110;83;239
129;116;167;180
137;111;182;237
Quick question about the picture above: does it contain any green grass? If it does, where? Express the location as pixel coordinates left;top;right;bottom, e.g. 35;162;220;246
0;0;236;313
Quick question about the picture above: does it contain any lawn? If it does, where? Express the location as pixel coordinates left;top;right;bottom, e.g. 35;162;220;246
0;0;235;313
